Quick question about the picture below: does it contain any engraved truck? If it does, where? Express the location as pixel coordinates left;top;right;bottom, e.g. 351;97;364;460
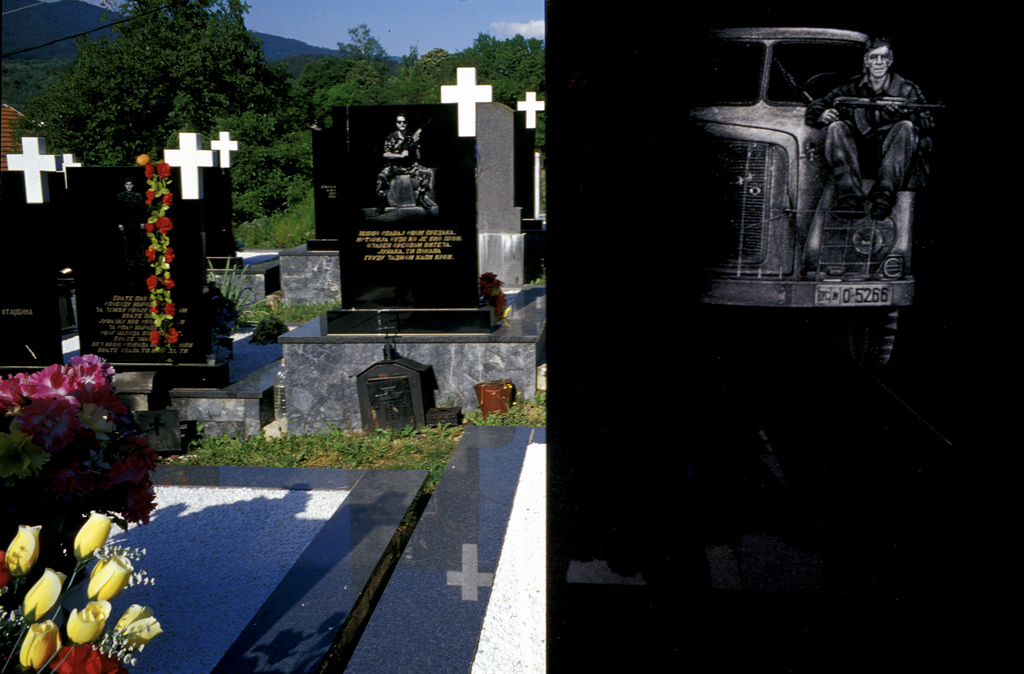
689;28;937;364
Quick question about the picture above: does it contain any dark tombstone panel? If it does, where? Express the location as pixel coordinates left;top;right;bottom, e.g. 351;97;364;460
69;166;211;365
310;124;347;246
1;171;66;370
202;167;237;262
332;104;480;310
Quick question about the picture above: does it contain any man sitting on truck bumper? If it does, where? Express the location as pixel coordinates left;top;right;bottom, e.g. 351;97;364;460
806;37;935;221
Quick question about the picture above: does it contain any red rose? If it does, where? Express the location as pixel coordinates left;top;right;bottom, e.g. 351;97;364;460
144;163;155;179
145;275;159;291
164;302;176;316
145;247;157;263
145;189;155;205
150;304;160;314
164;246;175;262
157;162;172;178
166;327;179;344
163;277;175;289
145;221;155;233
156;217;173;234
150;330;161;346
162;192;174;206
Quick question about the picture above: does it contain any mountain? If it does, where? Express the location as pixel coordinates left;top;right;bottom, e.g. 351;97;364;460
2;0;337;62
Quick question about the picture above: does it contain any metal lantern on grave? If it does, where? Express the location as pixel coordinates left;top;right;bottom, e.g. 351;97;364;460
355;314;438;432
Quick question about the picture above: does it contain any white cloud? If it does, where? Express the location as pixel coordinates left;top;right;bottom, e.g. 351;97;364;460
491;19;545;40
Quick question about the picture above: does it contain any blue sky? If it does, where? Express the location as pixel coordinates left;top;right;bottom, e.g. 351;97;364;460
69;0;545;57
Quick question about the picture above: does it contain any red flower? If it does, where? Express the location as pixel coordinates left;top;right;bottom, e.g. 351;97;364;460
144;163;155;179
49;645;128;674
157;161;172;178
156;216;173;234
164;302;176;316
164;246;175;262
145;247;157;263
150;304;160;313
17;396;82;451
163;277;175;289
44;461;95;499
149;330;161;346
0;372;31;412
146;275;159;292
162;192;174;207
145;220;155;233
165;327;179;343
26;363;82;402
145;189;155;205
0;550;11;589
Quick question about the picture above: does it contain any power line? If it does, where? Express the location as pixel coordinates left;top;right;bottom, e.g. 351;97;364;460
2;0;184;59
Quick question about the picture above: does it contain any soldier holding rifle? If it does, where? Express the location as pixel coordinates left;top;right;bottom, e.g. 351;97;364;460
376;114;436;214
806;37;939;221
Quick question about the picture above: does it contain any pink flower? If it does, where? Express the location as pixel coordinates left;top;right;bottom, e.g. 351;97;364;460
0;372;31;413
69;355;115;392
25;364;82;402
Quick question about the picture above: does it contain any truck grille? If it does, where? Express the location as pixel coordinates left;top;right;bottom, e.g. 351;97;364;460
712;140;770;270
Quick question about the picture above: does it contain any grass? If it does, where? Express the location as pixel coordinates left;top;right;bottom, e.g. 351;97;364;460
243;294;343;326
235;191;316;250
163;394;546;496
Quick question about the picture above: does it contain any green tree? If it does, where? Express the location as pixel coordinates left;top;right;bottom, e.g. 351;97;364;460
17;0;307;220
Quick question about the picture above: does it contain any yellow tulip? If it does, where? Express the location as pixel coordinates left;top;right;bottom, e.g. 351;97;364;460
19;620;62;669
23;568;67;622
67;600;111;644
73;512;112;562
113;604;153;632
5;524;41;577
120;616;163;649
87;555;132;601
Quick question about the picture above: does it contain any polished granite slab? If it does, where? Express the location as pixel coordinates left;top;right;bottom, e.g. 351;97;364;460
140;465;427;674
346;426;545;673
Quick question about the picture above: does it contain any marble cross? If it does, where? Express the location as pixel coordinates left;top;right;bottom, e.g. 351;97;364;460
60;153;83;188
7;137;62;203
446;543;494;601
163;132;216;200
517;92;546;129
211;131;239;169
440;67;493;137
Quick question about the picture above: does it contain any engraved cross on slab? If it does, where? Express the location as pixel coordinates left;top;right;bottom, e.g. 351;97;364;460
211;131;238;169
163;132;216;200
517;92;546;129
7;137;62;203
446;543;494;601
441;67;493;137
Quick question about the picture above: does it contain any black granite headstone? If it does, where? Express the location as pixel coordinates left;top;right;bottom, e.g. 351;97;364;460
1;171;67;371
202;167;238;263
330;104;480;310
309;124;346;248
68;166;213;368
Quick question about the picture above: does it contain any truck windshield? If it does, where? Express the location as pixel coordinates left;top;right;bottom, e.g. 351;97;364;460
691;40;765;106
765;41;864;104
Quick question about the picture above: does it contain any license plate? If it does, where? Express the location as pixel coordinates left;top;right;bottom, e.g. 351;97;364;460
815;284;892;306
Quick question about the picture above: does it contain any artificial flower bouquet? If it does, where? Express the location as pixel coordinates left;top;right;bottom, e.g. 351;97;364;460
1;512;162;673
478;272;509;323
1;356;157;577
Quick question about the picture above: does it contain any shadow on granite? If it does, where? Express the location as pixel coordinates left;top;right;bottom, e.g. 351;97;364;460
145;465;427;674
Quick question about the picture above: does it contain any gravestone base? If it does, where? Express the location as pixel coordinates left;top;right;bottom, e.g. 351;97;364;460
279;243;341;307
281;287;546;432
169;360;278;439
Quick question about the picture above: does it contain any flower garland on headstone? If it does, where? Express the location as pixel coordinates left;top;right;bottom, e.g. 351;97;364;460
136;154;178;356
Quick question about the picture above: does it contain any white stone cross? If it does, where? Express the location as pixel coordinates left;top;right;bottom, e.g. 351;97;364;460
517;92;546;129
446;543;494;601
7;137;62;203
60;153;83;188
163;132;215;200
211;131;239;169
440;67;493;137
